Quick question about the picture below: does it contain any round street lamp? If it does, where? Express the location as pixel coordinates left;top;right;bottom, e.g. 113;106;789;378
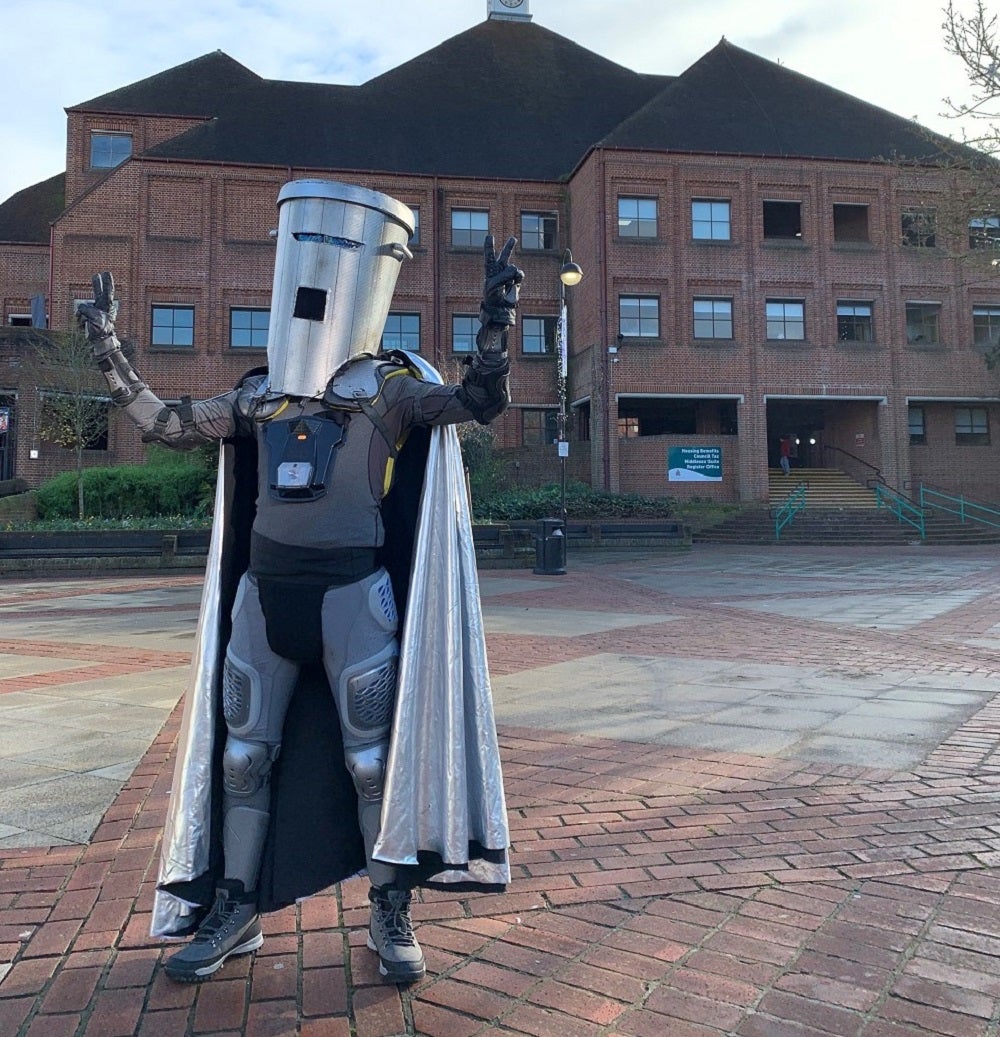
557;249;583;534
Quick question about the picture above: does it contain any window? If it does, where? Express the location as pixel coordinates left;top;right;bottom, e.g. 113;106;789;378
905;303;941;345
618;197;657;239
382;312;421;352
451;209;489;247
691;199;731;241
6;314;31;327
973;305;1000;347
692;297;733;340
522;316;557;354
229;307;269;349
451;314;478;353
618;416;640;438
969;215;1000;250
520;211;557;250
89;132;132;170
833;203;869;243
955;406;990;444
908;406;926;445
619;296;659;338
837;301;874;342
39;392;109;451
151;305;194;347
409;208;420;246
763;201;802;239
765;299;805;341
902;208;936;248
523;409;558;446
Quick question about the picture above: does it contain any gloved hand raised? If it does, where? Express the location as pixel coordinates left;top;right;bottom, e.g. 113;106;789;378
479;235;523;327
76;272;119;357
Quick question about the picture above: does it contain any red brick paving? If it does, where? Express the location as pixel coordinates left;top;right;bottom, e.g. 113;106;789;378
3;560;1000;1034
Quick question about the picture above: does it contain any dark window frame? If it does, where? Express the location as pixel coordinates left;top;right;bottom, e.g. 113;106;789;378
382;311;421;353
617;197;658;239
765;298;806;341
520;211;558;250
692;296;734;340
89;132;132;170
229;306;269;349
618;295;660;339
905;302;941;345
451;208;490;248
837;300;874;343
955;405;990;445
151;304;195;348
691;198;732;241
451;313;478;354
521;315;558;355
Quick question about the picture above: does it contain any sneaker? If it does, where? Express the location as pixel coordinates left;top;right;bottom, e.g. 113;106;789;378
366;885;426;984
163;880;263;983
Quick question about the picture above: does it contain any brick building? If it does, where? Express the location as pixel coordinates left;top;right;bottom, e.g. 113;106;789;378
2;0;999;504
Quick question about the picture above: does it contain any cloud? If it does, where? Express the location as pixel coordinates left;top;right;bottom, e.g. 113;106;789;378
0;0;979;204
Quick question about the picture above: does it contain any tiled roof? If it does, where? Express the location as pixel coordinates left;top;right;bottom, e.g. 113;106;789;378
68;51;264;118
603;39;957;163
0;174;65;244
74;21;670;181
59;22;972;185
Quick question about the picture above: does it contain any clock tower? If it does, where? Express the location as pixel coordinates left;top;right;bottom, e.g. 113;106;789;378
487;0;531;21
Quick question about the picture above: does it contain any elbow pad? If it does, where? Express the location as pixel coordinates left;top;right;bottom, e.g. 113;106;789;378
458;350;510;425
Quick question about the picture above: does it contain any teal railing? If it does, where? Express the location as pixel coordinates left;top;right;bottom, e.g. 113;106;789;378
774;482;807;541
920;485;1000;531
874;483;925;538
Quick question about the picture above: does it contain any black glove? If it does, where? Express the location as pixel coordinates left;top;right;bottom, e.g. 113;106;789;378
480;235;524;327
76;272;120;358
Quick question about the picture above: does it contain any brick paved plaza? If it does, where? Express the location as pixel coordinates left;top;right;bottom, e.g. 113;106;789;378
2;545;1000;1036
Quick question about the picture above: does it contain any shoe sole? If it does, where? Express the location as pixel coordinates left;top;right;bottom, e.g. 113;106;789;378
163;931;264;983
366;933;426;984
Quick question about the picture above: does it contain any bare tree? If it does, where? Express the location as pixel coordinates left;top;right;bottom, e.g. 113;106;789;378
22;329;110;519
943;1;1000;154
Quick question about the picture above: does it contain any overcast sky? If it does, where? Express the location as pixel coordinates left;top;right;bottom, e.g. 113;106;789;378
3;0;981;206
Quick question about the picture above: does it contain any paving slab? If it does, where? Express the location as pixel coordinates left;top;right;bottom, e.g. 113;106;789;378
2;545;1000;1036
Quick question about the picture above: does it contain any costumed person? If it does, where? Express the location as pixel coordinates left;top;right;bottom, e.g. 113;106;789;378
76;179;521;985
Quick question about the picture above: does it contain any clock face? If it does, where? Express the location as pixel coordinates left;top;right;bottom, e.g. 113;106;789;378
499;0;524;7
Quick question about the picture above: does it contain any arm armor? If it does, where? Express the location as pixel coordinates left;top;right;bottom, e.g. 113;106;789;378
93;336;149;408
457;334;510;425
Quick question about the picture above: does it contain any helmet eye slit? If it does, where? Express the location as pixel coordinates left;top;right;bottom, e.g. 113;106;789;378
293;232;364;250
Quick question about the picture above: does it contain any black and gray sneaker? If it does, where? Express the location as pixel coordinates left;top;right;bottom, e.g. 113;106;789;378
163;880;263;983
366;885;426;984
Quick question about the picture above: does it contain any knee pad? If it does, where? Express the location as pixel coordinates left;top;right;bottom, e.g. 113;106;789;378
337;641;398;743
345;742;388;802
222;737;274;797
222;650;262;736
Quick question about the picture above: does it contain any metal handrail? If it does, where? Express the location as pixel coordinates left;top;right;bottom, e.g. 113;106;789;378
920;485;1000;531
822;444;885;487
874;483;925;538
774;483;807;541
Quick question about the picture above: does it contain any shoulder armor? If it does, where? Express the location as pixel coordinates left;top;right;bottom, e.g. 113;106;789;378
235;374;291;422
323;353;409;411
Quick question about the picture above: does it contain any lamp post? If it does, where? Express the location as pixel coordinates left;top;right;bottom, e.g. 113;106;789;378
557;249;584;529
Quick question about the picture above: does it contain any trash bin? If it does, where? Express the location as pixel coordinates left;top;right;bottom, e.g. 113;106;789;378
533;518;566;575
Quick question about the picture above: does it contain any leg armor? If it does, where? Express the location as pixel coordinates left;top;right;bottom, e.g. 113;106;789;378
320;569;399;888
221;575;300;892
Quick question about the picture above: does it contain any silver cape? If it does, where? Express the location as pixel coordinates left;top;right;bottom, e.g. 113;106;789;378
151;356;510;938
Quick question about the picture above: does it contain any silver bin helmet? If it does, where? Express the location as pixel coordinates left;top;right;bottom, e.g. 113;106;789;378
266;179;414;398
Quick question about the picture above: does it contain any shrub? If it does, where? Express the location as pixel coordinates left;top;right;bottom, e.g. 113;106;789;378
473;481;675;522
36;462;214;520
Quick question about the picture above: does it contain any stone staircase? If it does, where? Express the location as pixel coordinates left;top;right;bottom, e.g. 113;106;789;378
768;467;876;508
692;468;1000;545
